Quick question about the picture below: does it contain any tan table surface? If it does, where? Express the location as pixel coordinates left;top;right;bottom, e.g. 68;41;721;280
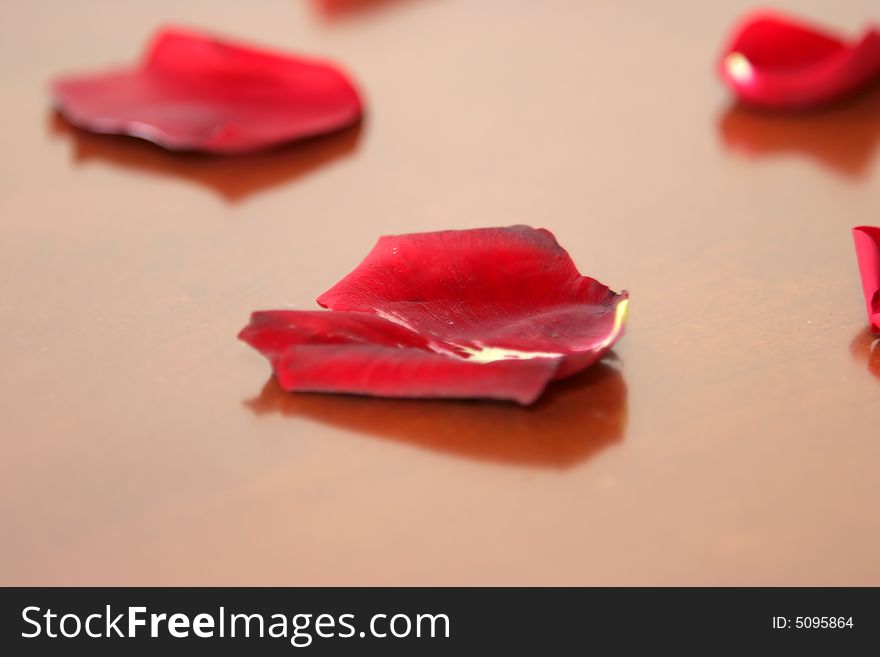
1;0;878;585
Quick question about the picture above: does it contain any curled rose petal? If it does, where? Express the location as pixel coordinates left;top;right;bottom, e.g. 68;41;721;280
719;12;880;109
316;226;627;379
52;28;363;154
241;311;560;404
239;226;628;405
853;226;880;334
239;310;433;365
274;344;561;405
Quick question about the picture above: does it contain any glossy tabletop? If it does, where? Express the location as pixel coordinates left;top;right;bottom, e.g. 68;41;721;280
1;0;878;585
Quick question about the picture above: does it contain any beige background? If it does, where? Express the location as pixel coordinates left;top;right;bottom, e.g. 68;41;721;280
1;0;878;585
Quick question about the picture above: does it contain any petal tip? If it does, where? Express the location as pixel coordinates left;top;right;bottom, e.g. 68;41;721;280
594;295;630;354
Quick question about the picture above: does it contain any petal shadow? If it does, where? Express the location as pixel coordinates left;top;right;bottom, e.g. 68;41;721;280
850;327;880;380
49;112;362;203
718;83;880;178
245;362;627;469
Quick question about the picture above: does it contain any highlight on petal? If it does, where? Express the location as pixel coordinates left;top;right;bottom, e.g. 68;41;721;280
239;226;628;405
853;226;880;334
718;12;880;109
51;27;363;154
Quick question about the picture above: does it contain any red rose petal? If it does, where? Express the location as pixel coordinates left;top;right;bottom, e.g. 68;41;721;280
274;344;561;405
719;12;880;109
853;226;880;333
240;226;628;405
239;310;431;365
317;226;628;379
52;28;362;154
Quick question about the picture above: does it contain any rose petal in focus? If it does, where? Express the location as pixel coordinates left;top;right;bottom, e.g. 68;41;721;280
239;311;563;405
274;344;562;405
317;226;628;380
240;226;628;405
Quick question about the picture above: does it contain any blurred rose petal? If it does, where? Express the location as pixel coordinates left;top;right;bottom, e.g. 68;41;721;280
719;12;880;109
853;226;880;333
52;27;363;154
